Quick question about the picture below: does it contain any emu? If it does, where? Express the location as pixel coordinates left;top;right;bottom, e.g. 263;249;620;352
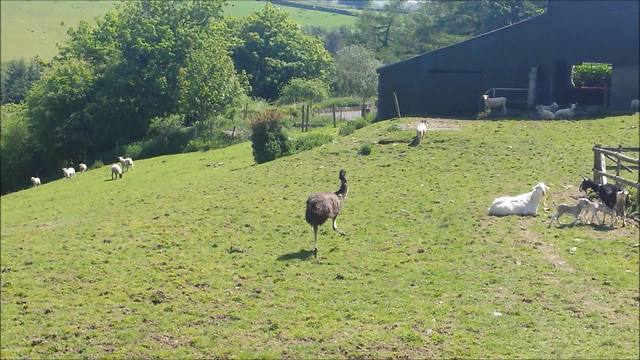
305;169;348;258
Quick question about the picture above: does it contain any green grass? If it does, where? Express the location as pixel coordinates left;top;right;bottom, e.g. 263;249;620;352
1;0;355;62
1;116;639;358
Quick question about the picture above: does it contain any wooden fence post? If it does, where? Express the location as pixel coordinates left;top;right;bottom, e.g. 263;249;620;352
393;91;401;119
616;144;622;177
306;103;310;132
229;126;236;146
332;104;336;128
593;144;602;183
301;104;305;132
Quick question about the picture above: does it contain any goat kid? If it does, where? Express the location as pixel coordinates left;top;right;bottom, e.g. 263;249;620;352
416;120;427;144
482;95;507;114
547;198;599;227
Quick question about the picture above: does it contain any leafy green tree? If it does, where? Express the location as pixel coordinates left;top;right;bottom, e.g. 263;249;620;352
1;57;45;104
148;114;184;145
334;45;381;103
229;3;333;100
1;104;39;194
279;78;329;105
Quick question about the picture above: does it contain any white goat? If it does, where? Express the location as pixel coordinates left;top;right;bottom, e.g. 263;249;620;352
482;95;507;114
488;182;549;216
631;99;639;113
79;163;88;173
118;156;134;172
30;177;41;187
111;164;123;180
62;167;76;179
416;120;427;144
536;105;555;120
537;102;559;112
554;103;577;119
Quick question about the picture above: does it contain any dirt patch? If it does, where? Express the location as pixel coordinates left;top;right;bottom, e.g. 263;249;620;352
397;118;462;131
150;333;179;348
518;218;575;272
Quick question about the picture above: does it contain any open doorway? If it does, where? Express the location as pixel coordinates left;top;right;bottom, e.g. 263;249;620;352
553;61;612;106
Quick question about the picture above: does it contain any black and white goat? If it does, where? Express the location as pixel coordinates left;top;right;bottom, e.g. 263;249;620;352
579;176;623;209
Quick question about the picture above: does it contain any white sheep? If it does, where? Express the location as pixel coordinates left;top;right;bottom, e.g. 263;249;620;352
79;163;88;172
537;102;559;112
62;167;76;179
536;105;555;120
118;156;134;172
488;182;549;216
111;164;123;180
482;95;507;114
30;177;41;187
416;120;427;144
631;99;639;113
554;103;577;119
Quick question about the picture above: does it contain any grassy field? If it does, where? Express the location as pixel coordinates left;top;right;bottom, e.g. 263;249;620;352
1;0;355;62
1;116;639;358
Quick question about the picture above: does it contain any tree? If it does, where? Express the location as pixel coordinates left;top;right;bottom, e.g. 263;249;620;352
229;3;333;100
279;78;329;105
148;114;184;145
334;45;381;105
1;57;45;104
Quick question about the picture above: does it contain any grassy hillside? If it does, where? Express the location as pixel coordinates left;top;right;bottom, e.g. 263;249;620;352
1;116;638;358
1;0;355;62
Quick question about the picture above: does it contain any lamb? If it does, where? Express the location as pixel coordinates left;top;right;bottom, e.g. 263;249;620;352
488;182;549;216
305;169;348;258
537;102;559;112
554;103;577;119
79;163;88;173
111;164;123;180
62;167;76;179
631;99;639;112
536;105;555;120
547;198;598;227
482;95;507;114
30;177;41;187
118;156;134;172
416;120;427;144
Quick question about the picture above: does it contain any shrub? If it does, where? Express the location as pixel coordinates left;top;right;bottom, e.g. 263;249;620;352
358;143;372;156
290;133;333;153
250;110;291;164
339;122;356;136
318;96;362;108
91;160;104;169
572;63;611;88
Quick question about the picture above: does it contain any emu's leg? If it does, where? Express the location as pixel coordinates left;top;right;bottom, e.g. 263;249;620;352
313;225;318;257
332;217;346;236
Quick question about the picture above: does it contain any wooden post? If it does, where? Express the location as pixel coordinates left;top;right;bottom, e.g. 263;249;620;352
593;144;602;183
306;103;310;132
332;104;336;128
301;104;305;132
393;91;401;119
527;66;538;108
229;126;236;146
616;144;622;177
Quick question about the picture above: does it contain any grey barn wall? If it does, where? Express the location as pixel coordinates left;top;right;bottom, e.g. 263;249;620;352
377;0;639;119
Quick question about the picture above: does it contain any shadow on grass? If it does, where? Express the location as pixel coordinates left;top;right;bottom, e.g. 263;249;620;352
277;249;316;261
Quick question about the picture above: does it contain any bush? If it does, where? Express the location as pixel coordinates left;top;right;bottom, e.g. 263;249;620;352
318;96;362;108
290;133;333;153
91;160;104;169
572;63;611;87
250;110;291;164
358;143;372;155
339;122;356;136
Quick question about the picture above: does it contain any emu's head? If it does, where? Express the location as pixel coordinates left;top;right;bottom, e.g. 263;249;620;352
339;169;347;183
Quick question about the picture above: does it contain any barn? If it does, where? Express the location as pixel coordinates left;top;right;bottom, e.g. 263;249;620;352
376;0;639;119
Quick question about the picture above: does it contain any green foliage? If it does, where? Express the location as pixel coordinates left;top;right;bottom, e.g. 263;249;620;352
358;143;372;155
290;132;333;152
279;78;329;104
250;110;291;164
148;114;184;144
333;45;381;99
339;122;356;135
317;96;362;108
0;104;39;194
572;63;612;88
1;57;45;104
229;3;334;100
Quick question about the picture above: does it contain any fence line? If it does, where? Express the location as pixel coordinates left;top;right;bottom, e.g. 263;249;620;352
593;144;640;190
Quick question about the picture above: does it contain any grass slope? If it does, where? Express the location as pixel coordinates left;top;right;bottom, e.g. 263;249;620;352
1;116;639;358
1;0;354;62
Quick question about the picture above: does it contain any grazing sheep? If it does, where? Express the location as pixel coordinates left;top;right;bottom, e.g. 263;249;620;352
79;163;88;172
62;167;76;179
416;120;427;144
554;103;577;119
118;156;134;172
632;99;639;112
537;102;559;112
305;169;348;258
536;105;555;120
111;164;123;180
482;94;508;114
30;177;41;187
488;182;549;216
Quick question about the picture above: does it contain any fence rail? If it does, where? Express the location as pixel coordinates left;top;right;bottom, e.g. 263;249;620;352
593;144;640;190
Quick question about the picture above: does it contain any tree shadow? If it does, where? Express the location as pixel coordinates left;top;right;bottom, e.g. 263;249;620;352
277;249;316;261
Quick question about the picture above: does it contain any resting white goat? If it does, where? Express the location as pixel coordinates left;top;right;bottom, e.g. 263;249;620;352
79;163;88;172
416;120;427;144
118;156;134;172
488;182;549;216
482;95;507;114
631;99;639;112
111;164;123;180
62;167;76;179
30;176;41;187
536;105;555;120
537;102;559;112
554;103;576;119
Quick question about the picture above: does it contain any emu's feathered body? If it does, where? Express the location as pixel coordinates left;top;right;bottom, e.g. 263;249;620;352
305;170;348;257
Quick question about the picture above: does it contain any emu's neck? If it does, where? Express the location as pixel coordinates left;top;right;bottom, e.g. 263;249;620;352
335;180;348;200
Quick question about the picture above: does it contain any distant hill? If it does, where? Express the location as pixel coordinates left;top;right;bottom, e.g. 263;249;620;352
1;0;355;62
